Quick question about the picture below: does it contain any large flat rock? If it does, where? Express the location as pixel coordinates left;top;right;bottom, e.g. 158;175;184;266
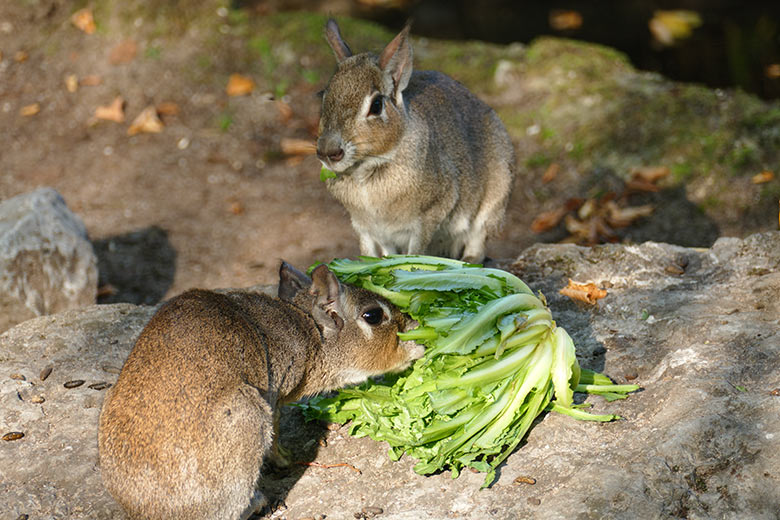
1;233;778;519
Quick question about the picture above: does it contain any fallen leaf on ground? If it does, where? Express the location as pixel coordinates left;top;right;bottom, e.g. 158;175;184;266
542;162;559;183
20;103;40;116
155;101;180;116
531;207;568;233
632;165;669;184
565;214;616;244
80;75;102;86
752;171;774;184
226;74;255;96
280;138;316;156
127;106;164;135
97;284;118;298
625;179;661;192
109;39;138;65
549;10;583;31
577;198;598;220
649;10;701;46
228;200;244;215
559;279;607;304
65;74;79;93
95;97;125;123
276;100;293;123
71;8;96;34
606;201;654;227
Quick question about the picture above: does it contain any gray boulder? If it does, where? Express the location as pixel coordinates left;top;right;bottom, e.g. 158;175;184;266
0;233;778;519
0;188;98;333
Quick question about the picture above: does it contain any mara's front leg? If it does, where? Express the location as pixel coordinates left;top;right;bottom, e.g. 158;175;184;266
404;219;436;255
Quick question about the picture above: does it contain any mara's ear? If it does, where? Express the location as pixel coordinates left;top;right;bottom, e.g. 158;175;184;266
309;264;345;339
278;261;312;302
324;18;352;63
379;22;413;104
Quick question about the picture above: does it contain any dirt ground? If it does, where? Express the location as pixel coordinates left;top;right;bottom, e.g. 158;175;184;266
0;2;769;306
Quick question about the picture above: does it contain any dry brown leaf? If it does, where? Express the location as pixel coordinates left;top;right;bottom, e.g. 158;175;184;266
542;162;559;183
606;201;654;227
530;207;568;233
80;75;102;86
280;138;316;156
649;10;701;46
625;179;661;193
15;50;28;63
97;284;118;298
95;96;125;123
577;198;598;220
228;200;244;215
109;39;137;65
752;171;774;184
226;74;255;96
632;165;670;184
20;103;40;116
276;100;293;123
65;74;79;93
127;106;164;136
549;10;583;31
71;8;96;34
156;101;180;116
559;279;607;305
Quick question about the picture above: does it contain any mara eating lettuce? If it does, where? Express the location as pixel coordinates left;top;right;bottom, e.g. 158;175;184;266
300;255;639;487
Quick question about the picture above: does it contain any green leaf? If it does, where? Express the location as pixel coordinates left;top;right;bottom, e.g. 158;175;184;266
320;166;337;181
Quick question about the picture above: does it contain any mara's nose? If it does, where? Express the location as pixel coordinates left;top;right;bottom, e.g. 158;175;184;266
325;148;344;162
317;134;345;164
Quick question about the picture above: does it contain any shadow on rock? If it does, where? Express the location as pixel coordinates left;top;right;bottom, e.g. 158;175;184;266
93;226;176;305
253;405;330;518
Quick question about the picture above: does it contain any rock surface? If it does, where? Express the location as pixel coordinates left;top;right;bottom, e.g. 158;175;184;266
1;233;778;519
0;188;98;333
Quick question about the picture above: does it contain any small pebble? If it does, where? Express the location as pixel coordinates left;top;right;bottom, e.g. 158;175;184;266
3;431;24;441
88;382;112;390
101;365;122;375
10;373;26;381
64;380;85;389
30;395;45;404
359;506;383;518
39;367;52;381
665;265;684;276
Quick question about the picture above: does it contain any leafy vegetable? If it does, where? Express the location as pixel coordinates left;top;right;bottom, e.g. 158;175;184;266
320;166;337;181
299;255;639;487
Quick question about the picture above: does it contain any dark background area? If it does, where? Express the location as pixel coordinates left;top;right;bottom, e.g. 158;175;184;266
242;0;780;100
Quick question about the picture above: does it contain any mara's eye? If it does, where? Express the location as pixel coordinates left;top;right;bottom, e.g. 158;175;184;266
368;95;383;116
361;307;384;325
